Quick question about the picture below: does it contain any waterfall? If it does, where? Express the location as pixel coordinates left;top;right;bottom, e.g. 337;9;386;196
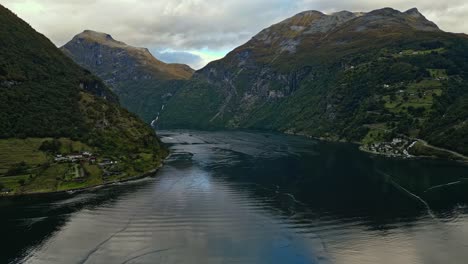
151;104;166;128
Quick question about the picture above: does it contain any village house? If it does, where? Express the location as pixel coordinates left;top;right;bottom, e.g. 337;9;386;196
54;152;95;163
1;188;12;194
98;158;118;167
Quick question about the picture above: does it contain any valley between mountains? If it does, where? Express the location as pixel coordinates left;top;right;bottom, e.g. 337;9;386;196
62;7;468;161
1;5;468;196
2;3;468;263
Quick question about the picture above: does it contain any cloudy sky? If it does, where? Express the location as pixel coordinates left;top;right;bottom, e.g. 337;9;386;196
3;0;467;69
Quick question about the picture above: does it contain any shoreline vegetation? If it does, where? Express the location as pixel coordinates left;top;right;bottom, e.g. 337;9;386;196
359;138;468;163
0;5;169;198
284;130;468;163
1;130;466;197
0;137;168;197
0;166;163;198
0;87;169;197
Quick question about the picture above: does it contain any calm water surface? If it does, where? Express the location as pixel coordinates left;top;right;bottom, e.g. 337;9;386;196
1;130;468;264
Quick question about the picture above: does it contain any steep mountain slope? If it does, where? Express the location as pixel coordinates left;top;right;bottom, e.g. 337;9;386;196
62;30;194;122
159;7;468;157
0;5;167;195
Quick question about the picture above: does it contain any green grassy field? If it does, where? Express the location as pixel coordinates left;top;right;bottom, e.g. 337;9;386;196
57;138;94;154
0;175;31;191
58;164;103;191
0;138;48;174
383;79;443;115
361;123;389;145
0;138;161;195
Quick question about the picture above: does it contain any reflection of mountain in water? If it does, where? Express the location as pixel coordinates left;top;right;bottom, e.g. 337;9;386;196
2;130;468;264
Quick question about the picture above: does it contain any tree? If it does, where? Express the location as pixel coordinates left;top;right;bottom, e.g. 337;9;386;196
6;161;28;176
39;139;62;153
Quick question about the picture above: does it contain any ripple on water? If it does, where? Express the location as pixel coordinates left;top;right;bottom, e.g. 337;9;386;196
3;131;468;264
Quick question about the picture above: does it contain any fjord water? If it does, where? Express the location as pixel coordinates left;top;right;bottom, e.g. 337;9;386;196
2;131;468;264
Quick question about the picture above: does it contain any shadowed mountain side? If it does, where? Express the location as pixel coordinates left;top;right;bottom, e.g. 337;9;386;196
61;31;194;123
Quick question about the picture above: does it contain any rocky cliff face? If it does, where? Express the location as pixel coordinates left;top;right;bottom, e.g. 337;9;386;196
62;30;193;87
62;30;194;123
194;7;441;116
159;7;468;156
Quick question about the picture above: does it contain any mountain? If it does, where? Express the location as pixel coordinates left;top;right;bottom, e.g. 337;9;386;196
0;5;167;195
61;30;194;122
158;7;468;158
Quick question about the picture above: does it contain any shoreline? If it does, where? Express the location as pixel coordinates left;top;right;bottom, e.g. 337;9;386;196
359;139;468;164
0;162;166;198
161;129;467;163
283;130;468;164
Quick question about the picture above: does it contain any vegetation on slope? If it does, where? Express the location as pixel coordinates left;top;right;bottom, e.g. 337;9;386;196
114;79;186;123
0;5;167;195
158;8;468;158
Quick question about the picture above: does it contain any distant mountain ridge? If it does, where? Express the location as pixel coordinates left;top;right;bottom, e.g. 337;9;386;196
249;7;439;54
62;30;194;85
157;7;468;158
62;30;194;123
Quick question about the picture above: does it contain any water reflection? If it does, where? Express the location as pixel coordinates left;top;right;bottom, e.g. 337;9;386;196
1;130;468;264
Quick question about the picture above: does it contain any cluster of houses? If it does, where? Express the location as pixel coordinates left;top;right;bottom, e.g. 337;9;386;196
54;152;96;163
364;138;416;158
53;152;122;177
54;152;120;167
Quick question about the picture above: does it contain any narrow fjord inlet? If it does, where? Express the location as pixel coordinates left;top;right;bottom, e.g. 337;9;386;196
1;1;468;263
2;131;468;264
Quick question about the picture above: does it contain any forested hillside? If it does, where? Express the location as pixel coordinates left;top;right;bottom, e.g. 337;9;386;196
0;5;167;195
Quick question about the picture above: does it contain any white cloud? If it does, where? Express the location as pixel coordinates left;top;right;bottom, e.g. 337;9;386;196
153;49;206;69
2;0;468;69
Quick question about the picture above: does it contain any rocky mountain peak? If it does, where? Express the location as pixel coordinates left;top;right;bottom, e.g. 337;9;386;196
330;11;361;19
404;7;423;17
231;7;442;60
73;30;128;48
250;9;359;52
62;30;194;87
81;29;112;39
281;10;325;22
367;7;401;16
363;7;439;31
